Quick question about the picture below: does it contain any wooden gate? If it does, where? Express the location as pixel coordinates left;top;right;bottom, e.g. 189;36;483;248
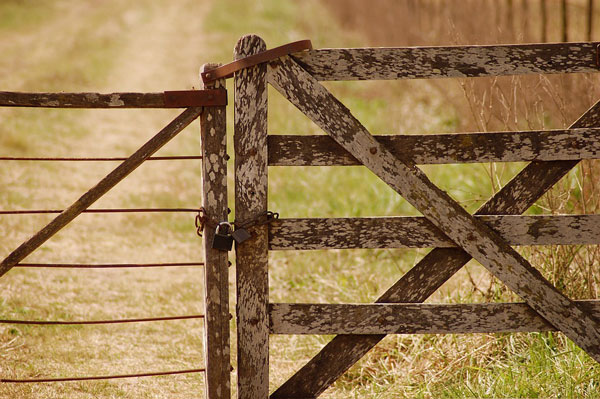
231;35;600;399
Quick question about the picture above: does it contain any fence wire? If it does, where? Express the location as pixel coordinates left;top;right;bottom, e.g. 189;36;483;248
2;368;206;383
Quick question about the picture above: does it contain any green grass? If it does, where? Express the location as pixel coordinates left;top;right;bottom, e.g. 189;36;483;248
0;0;56;31
2;0;600;398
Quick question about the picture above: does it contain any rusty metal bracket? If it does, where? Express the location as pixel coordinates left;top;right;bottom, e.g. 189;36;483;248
201;40;313;83
163;89;227;107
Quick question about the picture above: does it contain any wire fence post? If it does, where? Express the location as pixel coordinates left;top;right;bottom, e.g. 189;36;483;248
200;63;230;399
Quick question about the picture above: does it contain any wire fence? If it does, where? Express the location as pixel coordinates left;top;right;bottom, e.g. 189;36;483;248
0;92;220;387
15;262;204;268
2;369;206;383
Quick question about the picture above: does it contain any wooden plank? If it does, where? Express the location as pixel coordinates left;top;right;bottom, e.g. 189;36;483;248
270;98;600;399
0;90;226;108
200;64;230;399
268;128;600;166
234;34;270;399
268;55;600;367
293;42;600;81
269;215;600;250
0;107;202;278
270;301;600;335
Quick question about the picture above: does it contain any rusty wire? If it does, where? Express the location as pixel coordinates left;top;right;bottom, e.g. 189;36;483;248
0;314;204;325
0;147;211;386
0;208;199;215
1;368;206;383
16;262;204;268
0;156;202;161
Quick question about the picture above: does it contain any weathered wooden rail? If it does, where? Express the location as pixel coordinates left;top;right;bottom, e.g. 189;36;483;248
229;35;600;399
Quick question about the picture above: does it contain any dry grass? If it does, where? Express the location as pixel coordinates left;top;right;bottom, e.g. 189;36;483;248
0;1;215;397
2;0;600;398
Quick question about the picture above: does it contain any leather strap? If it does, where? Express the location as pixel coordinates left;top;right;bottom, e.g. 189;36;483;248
201;40;313;83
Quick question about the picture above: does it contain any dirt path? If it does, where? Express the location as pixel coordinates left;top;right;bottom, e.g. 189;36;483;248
0;2;220;398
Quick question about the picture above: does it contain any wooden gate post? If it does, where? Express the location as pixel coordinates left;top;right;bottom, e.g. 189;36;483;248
233;35;269;399
201;63;230;399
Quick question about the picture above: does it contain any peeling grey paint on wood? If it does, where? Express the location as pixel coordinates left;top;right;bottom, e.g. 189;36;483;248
271;59;598;398
270;98;600;399
0;91;220;108
268;128;600;166
269;215;600;250
270;301;600;335
234;34;270;399
293;42;600;81
200;64;230;399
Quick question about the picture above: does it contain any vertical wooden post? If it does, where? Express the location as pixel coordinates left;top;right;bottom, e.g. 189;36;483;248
562;0;569;42
234;35;269;399
588;0;594;41
541;0;548;42
201;63;230;399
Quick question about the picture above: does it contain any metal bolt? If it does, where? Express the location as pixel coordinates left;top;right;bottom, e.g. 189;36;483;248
370;147;378;154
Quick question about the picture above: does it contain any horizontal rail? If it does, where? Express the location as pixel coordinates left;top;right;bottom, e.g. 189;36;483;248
0;156;202;161
1;368;205;383
16;262;204;268
0;314;204;325
0;208;199;215
269;300;600;335
292;42;600;81
0;90;226;108
267;128;600;166
269;215;600;250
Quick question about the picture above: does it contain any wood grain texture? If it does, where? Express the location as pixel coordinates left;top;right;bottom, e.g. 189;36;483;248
0;90;226;108
268;128;600;166
270;99;600;399
200;64;230;399
270;301;600;335
0;107;202;278
234;34;270;399
269;215;600;250
293;42;600;81
268;57;600;397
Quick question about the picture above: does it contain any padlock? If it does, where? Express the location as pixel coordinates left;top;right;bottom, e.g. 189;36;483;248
212;222;234;251
232;227;252;244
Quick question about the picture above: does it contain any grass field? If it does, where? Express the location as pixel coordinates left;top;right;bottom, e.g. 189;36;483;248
1;0;600;398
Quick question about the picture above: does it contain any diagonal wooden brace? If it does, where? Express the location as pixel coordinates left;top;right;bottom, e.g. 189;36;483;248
271;98;600;399
0;107;203;278
271;100;600;398
267;55;600;389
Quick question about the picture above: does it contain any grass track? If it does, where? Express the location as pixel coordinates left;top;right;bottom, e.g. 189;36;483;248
1;1;600;398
